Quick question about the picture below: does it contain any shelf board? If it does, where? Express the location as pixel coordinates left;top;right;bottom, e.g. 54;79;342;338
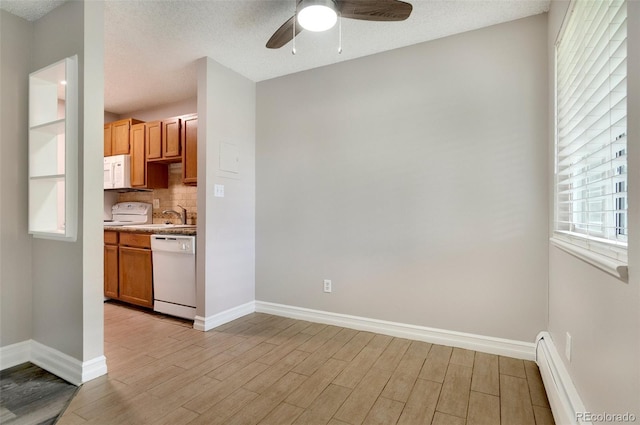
29;118;66;134
29;173;65;181
29;229;66;237
30;228;65;234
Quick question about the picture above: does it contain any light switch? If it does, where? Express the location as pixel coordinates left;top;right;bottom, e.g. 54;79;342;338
214;184;225;198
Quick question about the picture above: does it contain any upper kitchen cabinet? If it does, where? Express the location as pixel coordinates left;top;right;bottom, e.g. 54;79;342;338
103;124;112;156
181;114;198;185
163;118;181;158
104;118;144;156
130;122;168;189
28;55;78;241
130;123;146;187
146;117;182;162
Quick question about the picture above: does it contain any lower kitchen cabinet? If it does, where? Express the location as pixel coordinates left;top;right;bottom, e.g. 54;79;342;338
119;247;153;307
104;231;153;308
104;231;119;299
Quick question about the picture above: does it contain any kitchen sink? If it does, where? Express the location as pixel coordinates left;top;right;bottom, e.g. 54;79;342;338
123;224;196;229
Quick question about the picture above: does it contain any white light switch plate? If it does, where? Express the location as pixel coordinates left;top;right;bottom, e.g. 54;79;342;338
323;279;332;293
214;184;225;198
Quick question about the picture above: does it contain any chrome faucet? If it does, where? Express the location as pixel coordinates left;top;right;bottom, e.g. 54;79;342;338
163;205;187;224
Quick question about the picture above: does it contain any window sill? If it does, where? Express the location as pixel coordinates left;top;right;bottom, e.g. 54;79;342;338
550;237;628;282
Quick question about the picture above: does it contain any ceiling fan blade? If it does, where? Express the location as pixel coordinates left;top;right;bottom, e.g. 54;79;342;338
266;15;303;49
338;0;412;21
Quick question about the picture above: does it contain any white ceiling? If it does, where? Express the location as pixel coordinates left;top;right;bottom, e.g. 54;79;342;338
2;0;550;115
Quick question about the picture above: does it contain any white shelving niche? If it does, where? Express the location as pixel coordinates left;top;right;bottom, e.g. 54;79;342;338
28;55;78;241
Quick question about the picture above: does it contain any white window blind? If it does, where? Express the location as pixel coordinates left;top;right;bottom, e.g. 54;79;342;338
555;0;627;261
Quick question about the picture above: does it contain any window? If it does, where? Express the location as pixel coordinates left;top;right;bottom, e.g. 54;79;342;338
554;0;627;264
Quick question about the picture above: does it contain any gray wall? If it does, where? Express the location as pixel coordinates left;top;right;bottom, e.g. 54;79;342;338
1;1;105;366
256;14;549;342
118;97;197;121
30;0;86;359
0;10;34;348
198;58;256;318
547;1;640;417
82;0;105;364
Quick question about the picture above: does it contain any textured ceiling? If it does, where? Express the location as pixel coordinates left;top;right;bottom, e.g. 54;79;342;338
0;0;66;21
2;0;550;115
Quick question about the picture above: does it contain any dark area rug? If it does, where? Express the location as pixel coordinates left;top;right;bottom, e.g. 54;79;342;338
0;363;78;425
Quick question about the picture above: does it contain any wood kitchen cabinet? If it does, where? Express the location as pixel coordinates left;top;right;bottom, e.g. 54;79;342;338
119;233;153;308
163;118;181;158
104;118;144;156
145;121;162;160
130;122;168;189
181;114;198;185
104;231;153;309
104;124;112;157
104;231;119;299
147;117;182;162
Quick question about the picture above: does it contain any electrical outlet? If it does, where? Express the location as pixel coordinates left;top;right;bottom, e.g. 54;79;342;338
214;184;225;198
323;279;332;293
565;332;572;362
153;199;160;209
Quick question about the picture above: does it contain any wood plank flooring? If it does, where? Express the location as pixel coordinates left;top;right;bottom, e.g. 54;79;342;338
58;301;555;425
1;362;78;425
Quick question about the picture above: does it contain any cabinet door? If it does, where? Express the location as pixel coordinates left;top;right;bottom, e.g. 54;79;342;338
104;124;112;157
104;244;119;299
130;123;146;187
163;118;181;158
119;246;153;308
111;119;131;155
182;115;198;185
146;121;162;160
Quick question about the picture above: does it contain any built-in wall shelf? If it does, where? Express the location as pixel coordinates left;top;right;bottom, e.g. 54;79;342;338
28;55;78;241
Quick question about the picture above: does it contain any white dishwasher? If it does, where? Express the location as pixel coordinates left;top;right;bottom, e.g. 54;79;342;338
151;235;196;320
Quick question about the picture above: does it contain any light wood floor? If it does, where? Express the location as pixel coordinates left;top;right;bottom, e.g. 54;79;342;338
58;301;555;425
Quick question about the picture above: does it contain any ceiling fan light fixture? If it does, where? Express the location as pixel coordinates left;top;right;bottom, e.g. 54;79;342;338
297;0;338;32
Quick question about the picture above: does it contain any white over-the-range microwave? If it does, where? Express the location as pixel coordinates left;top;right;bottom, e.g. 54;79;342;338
104;154;131;189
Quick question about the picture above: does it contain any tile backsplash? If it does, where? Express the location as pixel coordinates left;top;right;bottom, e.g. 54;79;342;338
117;163;197;224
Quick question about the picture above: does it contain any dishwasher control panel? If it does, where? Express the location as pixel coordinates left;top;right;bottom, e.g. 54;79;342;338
151;235;196;254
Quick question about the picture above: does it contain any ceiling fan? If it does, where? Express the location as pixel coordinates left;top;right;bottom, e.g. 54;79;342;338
266;0;413;49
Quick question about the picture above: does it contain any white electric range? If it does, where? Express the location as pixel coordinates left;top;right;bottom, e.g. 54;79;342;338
103;202;152;226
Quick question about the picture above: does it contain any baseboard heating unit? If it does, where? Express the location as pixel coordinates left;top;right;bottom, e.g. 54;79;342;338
536;332;589;425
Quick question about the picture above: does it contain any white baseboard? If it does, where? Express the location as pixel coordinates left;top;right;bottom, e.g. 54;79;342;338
0;340;107;386
255;301;536;360
30;340;84;385
81;355;108;383
536;332;588;425
194;301;256;332
0;340;31;370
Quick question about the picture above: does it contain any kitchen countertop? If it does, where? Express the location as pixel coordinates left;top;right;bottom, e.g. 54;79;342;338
104;225;197;236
